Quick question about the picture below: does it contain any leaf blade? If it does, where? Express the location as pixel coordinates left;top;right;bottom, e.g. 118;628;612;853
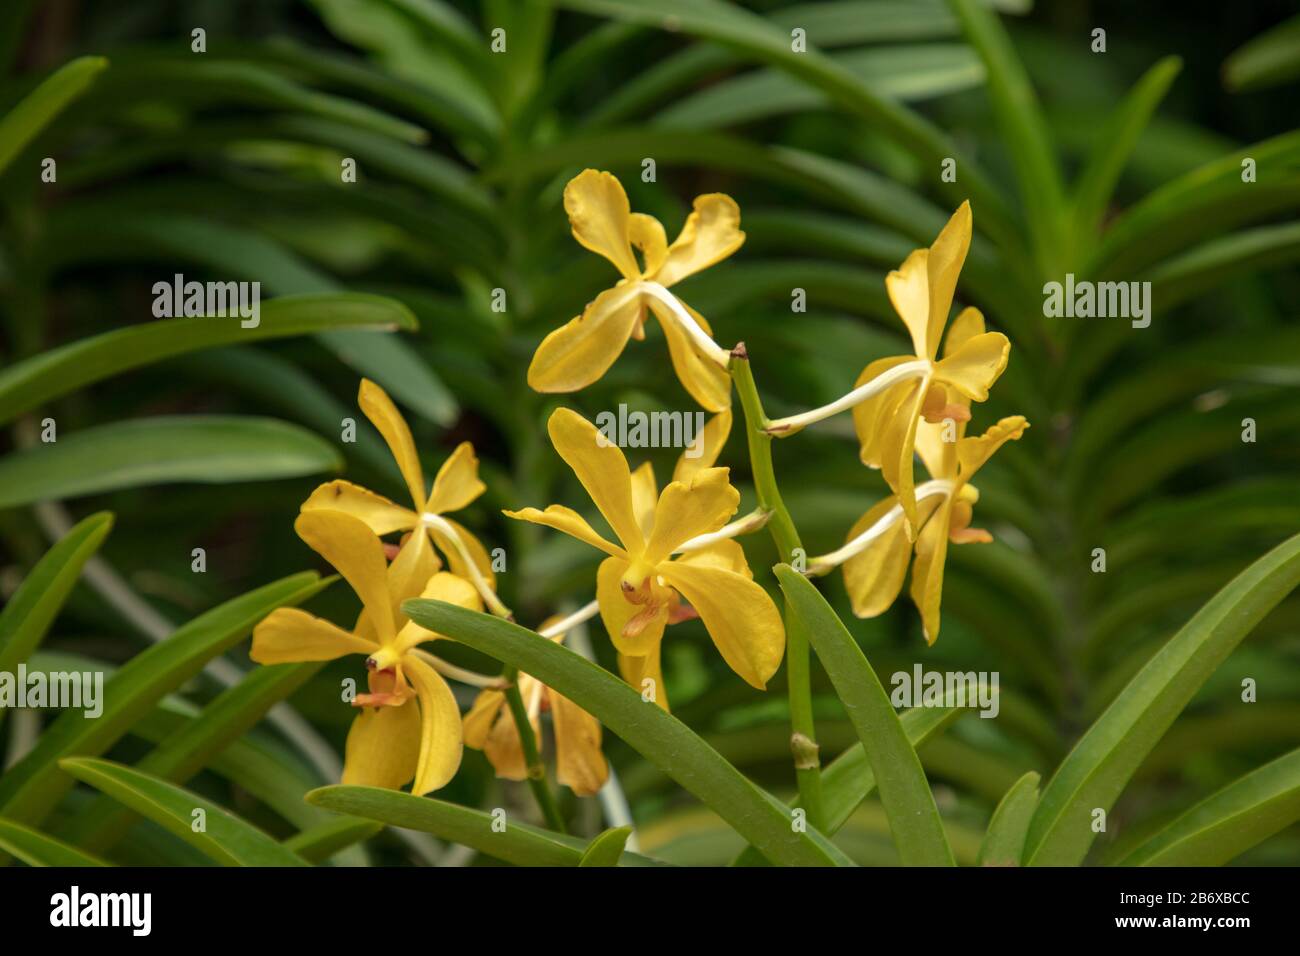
283;816;384;864
1120;747;1300;866
59;758;308;867
1026;532;1300;865
946;0;1064;261
0;55;107;174
1071;56;1182;243
0;292;416;427
0;512;113;680
0;818;110;867
977;771;1040;866
0;572;328;828
308;785;667;867
400;599;853;866
0;416;343;510
733;701;966;866
65;662;323;853
774;565;955;866
579;826;635;867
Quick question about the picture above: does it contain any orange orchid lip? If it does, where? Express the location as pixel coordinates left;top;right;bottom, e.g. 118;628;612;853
621;602;664;639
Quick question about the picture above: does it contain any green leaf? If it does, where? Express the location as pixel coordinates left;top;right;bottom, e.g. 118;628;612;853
1090;130;1300;275
822;699;969;831
490;130;949;247
39;212;459;426
283;816;384;864
165;346;399;482
131;701;341;839
1119;747;1300;866
64;662;323;854
0;571;328;828
0;416;342;510
0;292;416;427
1147;220;1300;312
1071;57;1182;244
240;38;495;148
1064;328;1300;495
0;55;107;175
774;565;955;866
1223;14;1300;92
399;600;853;866
1025;532;1300;865
656;45;985;128
946;0;1064;264
733;699;966;866
303;0;499;138
87;57;428;144
582;0;978;128
317;327;458;427
977;771;1040;866
307;785;667;867
554;0;1012;239
0;818;110;867
579;826;635;867
59;758;308;867
484;0;553;114
0;512;113;682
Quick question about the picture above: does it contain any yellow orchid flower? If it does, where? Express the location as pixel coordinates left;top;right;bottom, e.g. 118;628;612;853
301;379;504;614
504;408;784;709
463;614;608;796
612;455;761;712
838;312;1028;644
527;169;741;413
251;511;483;795
849;202;1012;537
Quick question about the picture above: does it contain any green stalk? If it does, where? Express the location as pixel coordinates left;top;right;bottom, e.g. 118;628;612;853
730;346;825;830
501;666;568;834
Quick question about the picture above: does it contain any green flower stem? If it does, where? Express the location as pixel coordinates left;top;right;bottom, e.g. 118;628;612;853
730;346;826;831
502;666;567;834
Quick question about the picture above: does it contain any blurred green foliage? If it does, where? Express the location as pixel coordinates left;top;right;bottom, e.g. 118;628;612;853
0;0;1297;866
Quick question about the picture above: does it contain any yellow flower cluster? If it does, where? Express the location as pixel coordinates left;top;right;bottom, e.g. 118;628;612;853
248;168;1028;800
250;382;607;796
838;204;1029;643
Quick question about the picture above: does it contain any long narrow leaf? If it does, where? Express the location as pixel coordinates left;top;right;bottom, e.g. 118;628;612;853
59;758;308;867
308;785;666;867
0;293;416;426
0;512;112;680
579;826;635;867
0;416;342;510
1072;57;1182;243
283;817;383;864
555;0;1012;239
1223;14;1300;92
1026;531;1300;865
1119;747;1300;866
0;56;107;174
774;565;955;866
0;818;109;867
0;571;328;827
946;0;1064;264
977;771;1040;866
656;45;985;128
734;699;966;866
65;662;323;853
400;599;853;866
